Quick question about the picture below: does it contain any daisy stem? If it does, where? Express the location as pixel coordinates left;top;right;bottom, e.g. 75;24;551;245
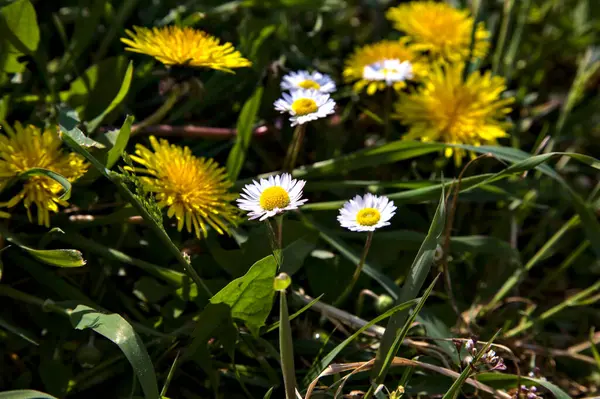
266;216;284;269
133;86;183;134
333;231;374;308
283;124;306;171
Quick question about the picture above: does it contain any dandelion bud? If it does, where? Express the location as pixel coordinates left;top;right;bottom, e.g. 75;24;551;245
274;273;292;291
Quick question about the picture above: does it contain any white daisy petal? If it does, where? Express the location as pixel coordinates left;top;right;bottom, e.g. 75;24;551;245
337;193;396;232
273;89;336;127
363;59;413;86
280;70;337;93
237;173;308;220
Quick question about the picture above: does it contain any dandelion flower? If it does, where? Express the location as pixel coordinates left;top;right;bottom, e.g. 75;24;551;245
121;25;251;72
338;193;396;232
0;123;88;227
386;1;489;63
130;136;238;238
281;70;336;93
343;39;426;95
237;173;307;221
394;63;514;164
274;89;335;126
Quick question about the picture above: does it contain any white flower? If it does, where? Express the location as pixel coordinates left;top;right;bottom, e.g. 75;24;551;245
274;89;336;126
237;173;307;221
281;70;336;93
337;193;396;232
363;59;413;86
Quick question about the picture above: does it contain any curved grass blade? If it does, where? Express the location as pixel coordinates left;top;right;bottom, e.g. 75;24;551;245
18;168;72;200
477;373;570;399
69;304;159;399
0;390;59;399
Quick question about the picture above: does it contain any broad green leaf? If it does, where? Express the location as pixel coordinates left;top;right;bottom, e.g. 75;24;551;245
105;115;134;169
477;373;571;399
58;107;105;149
0;390;59;399
210;254;278;335
227;86;263;181
18;168;72;200
86;61;134;132
64;57;130;123
69;305;159;399
302;298;419;387
0;0;39;55
372;187;445;380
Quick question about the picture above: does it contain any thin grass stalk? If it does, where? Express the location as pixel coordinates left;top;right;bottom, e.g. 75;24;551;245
492;0;515;76
284;124;306;171
505;280;600;337
279;289;297;399
333;231;374;307
483;214;580;314
133;86;183;133
503;0;532;82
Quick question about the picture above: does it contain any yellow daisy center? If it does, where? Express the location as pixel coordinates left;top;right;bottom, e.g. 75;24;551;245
356;208;381;226
298;79;321;90
259;186;290;211
291;98;318;116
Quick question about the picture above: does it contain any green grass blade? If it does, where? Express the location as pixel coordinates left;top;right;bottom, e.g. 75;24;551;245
0;390;59;399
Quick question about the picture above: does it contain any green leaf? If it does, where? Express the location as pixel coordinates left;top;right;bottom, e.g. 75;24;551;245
18;168;72;200
64;57;130;123
210;254;278;335
280;233;318;275
58;107;105;149
0;0;39;55
263;387;274;399
264;293;323;333
105;115;134;169
302;298;419;387
85;61;134;132
227;86;263;181
69;305;159;399
0;390;59;399
476;373;571;399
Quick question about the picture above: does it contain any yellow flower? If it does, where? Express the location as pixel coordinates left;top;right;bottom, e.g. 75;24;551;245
121;25;251;72
386;1;489;63
0;123;88;226
393;63;514;165
130;136;238;238
343;39;426;95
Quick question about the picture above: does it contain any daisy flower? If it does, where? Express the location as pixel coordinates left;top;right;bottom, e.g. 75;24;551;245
338;193;396;232
237;173;307;221
393;63;514;165
0;123;88;227
129;136;239;238
274;89;335;126
343;39;426;95
281;70;336;93
121;25;251;72
386;1;489;63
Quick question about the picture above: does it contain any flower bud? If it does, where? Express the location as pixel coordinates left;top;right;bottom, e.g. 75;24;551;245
274;273;292;291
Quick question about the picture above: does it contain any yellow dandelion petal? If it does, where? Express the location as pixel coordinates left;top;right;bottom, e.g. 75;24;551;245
120;25;251;72
393;63;514;165
131;136;239;239
386;1;490;64
0;123;88;227
343;39;427;95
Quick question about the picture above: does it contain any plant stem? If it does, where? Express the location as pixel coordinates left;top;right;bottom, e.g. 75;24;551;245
283;124;306;171
279;290;297;399
132;86;183;134
334;231;374;308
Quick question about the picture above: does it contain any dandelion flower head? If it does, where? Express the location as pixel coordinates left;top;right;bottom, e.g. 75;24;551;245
0;123;88;227
274;89;336;126
281;70;336;93
394;63;514;165
386;1;489;63
343;39;426;95
338;193;396;232
121;25;251;72
130;136;239;238
237;173;307;221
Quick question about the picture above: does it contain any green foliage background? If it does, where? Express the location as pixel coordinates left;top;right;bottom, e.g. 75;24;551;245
0;0;599;398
